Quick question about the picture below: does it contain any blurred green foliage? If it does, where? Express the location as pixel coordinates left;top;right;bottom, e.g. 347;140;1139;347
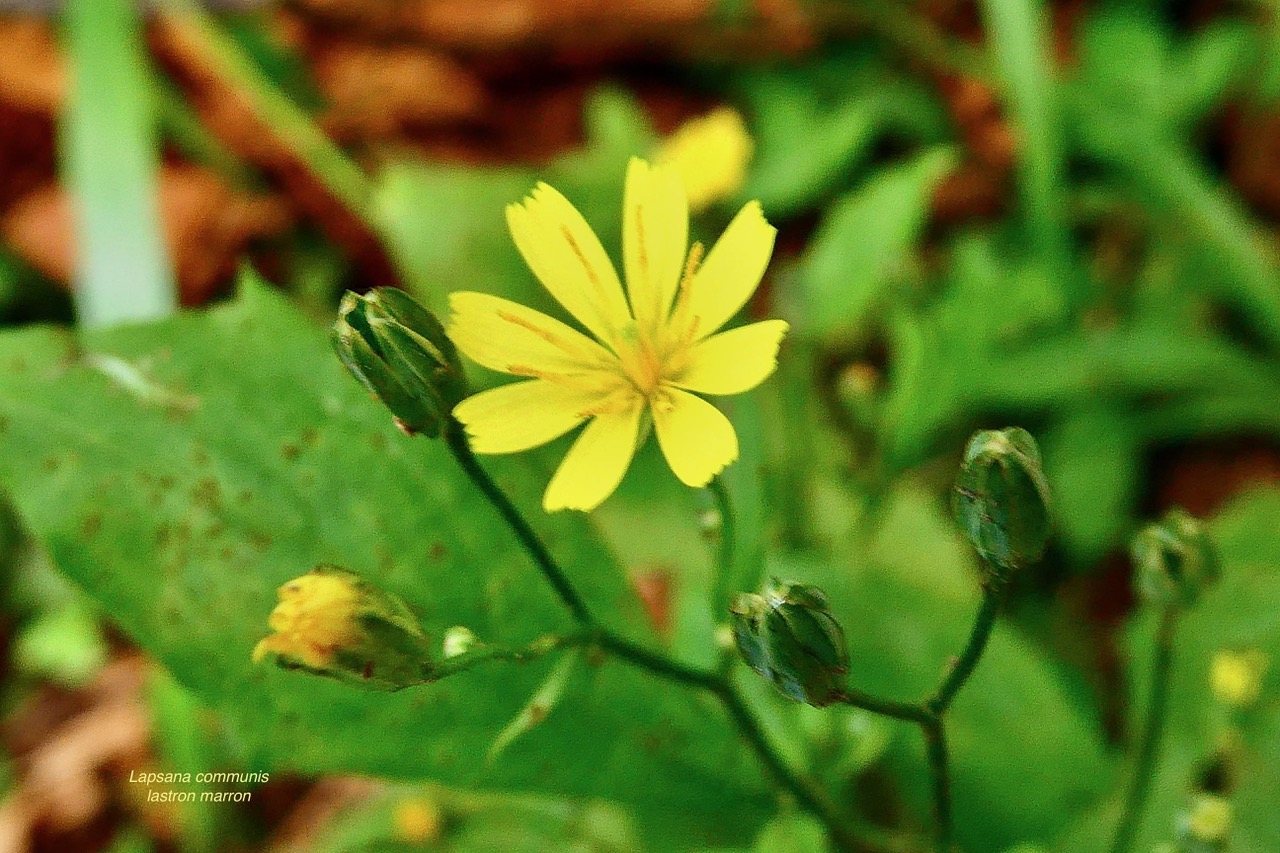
1;0;1279;849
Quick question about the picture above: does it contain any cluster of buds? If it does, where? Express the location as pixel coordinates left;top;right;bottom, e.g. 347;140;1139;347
1132;507;1219;609
730;580;850;707
951;427;1053;580
333;288;467;437
253;566;433;691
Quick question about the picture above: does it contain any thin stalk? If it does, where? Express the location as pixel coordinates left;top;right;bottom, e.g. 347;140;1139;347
708;475;736;587
444;423;592;625
921;716;952;853
838;689;932;724
713;679;864;852
928;581;1006;713
427;631;591;682
1109;607;1177;853
442;424;866;850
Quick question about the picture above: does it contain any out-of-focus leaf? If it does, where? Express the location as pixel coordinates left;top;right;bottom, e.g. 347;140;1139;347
738;56;947;218
0;279;775;849
795;148;955;339
1042;407;1143;567
980;0;1070;289
10;601;106;688
751;812;826;853
311;785;641;853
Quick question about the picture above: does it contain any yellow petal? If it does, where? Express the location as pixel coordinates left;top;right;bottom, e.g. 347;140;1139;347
657;107;752;213
447;291;616;377
623;157;688;335
543;395;645;512
681;201;776;341
454;379;618;454
507;183;632;348
652;388;738;487
673;319;788;395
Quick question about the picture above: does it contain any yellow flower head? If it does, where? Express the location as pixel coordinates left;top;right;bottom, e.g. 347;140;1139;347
1211;649;1269;708
252;571;362;669
656;107;753;212
448;157;786;512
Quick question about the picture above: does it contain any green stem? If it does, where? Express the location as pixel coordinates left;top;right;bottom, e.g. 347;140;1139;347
443;424;866;850
445;423;593;625
1109;607;1177;853
708;475;736;587
427;631;591;681
921;716;953;853
713;679;864;853
839;689;931;723
928;581;1005;713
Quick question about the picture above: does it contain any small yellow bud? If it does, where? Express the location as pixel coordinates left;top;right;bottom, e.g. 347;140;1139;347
656;107;753;212
253;566;432;690
1183;793;1232;844
393;795;444;844
1210;649;1268;708
253;571;361;670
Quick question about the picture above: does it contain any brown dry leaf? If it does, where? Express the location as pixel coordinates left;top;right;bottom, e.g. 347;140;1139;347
156;18;401;286
296;0;713;51
0;18;65;113
0;658;151;851
266;777;385;853
1;166;290;305
313;42;487;140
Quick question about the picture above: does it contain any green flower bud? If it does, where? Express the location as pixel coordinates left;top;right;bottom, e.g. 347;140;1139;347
1132;507;1219;608
730;580;850;707
333;289;466;437
952;427;1052;576
253;566;432;691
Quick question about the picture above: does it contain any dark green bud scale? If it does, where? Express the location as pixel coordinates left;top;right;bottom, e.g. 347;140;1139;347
951;427;1052;577
730;580;850;707
1132;507;1219;608
333;289;466;437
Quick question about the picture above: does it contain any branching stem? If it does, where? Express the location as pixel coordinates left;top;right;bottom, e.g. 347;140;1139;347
443;420;867;851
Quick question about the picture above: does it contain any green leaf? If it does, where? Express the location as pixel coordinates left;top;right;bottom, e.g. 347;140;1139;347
0;281;773;849
795;148;956;339
1042;407;1143;567
751;812;826;853
980;0;1070;286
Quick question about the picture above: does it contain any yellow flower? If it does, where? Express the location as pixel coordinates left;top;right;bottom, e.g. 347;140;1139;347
448;157;786;512
1211;649;1268;708
252;571;362;669
657;107;753;212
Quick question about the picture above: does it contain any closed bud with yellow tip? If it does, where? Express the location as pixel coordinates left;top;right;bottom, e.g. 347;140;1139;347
253;566;432;691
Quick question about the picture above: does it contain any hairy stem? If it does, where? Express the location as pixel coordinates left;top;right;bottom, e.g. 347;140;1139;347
445;423;593;624
1109;607;1177;853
